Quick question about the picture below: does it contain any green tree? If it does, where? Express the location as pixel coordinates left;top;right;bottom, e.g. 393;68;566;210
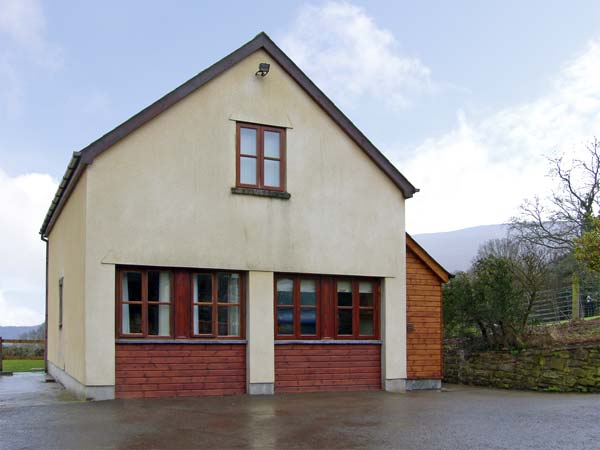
442;272;474;338
477;238;553;329
574;215;600;274
443;253;529;349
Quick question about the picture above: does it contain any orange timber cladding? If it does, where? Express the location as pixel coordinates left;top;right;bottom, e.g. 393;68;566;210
406;248;443;379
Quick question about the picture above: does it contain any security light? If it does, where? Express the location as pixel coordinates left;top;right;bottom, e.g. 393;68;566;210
255;63;270;77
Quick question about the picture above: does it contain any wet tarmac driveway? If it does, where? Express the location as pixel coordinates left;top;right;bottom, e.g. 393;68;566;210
0;373;598;449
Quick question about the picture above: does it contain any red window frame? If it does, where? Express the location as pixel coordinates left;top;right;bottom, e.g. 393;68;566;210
274;275;321;340
236;122;286;191
191;271;245;339
273;275;380;340
116;267;245;340
116;268;175;339
333;279;379;340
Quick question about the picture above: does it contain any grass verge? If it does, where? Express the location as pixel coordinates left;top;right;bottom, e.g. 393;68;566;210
2;359;44;372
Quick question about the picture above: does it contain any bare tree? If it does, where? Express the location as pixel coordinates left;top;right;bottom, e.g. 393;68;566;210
511;138;600;253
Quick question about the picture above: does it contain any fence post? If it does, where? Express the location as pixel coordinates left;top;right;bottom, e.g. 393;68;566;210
572;274;581;320
0;336;3;373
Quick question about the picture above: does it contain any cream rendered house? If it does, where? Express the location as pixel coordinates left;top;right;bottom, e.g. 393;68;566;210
41;33;447;400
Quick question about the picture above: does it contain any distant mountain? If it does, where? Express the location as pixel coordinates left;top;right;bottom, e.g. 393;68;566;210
413;224;511;273
0;325;42;340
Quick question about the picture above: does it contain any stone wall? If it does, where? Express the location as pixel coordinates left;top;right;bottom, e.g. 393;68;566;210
444;344;600;392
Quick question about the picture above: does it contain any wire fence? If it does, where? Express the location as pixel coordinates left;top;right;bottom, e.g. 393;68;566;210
530;285;600;323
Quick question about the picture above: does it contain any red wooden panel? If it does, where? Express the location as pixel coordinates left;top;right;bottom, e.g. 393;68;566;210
115;344;246;399
321;277;333;339
174;272;191;338
274;344;381;393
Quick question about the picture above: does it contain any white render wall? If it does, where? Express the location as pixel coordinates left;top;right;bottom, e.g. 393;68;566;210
51;48;407;389
246;271;275;393
46;171;87;385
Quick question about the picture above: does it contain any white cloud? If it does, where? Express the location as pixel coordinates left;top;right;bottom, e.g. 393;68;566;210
280;1;432;110
401;40;600;234
0;0;63;118
0;169;56;326
0;290;43;326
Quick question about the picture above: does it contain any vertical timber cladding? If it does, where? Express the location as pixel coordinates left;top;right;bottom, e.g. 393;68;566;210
406;246;445;379
115;344;246;398
275;344;381;393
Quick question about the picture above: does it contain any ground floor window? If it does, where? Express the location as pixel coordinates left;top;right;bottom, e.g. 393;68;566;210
117;267;244;339
275;274;379;340
119;269;173;337
276;276;319;338
336;279;377;338
192;272;242;337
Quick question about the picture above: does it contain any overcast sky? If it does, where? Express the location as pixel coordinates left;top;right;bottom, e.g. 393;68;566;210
2;0;600;325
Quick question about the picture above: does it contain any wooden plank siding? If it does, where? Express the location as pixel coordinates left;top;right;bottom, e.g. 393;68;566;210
115;344;246;398
406;248;443;379
274;344;381;393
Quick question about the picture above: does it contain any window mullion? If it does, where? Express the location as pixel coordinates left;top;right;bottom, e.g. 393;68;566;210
315;280;320;339
353;280;358;339
170;272;175;338
141;271;148;337
212;273;218;338
334;279;339;339
258;126;264;188
294;277;299;338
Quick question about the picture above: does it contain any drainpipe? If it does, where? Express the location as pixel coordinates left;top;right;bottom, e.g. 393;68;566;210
41;235;48;374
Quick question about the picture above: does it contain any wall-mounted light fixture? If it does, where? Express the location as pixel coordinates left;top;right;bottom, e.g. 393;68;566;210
255;63;270;77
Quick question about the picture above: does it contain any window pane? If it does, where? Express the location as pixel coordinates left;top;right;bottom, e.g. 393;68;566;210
300;308;316;335
148;271;171;302
122;303;142;334
277;308;293;335
240;127;257;155
276;278;293;305
218;306;240;336
300;280;316;306
122;272;141;301
359;310;374;336
337;309;353;335
148;304;170;336
337;281;352;307
217;273;240;303
193;305;212;334
194;274;212;302
264;131;280;158
359;282;373;307
263;159;280;187
240;157;257;185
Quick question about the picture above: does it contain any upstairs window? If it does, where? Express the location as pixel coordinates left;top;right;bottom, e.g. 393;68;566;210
236;122;285;191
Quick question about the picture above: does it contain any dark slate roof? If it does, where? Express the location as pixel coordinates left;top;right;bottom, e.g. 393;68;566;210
40;32;418;238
